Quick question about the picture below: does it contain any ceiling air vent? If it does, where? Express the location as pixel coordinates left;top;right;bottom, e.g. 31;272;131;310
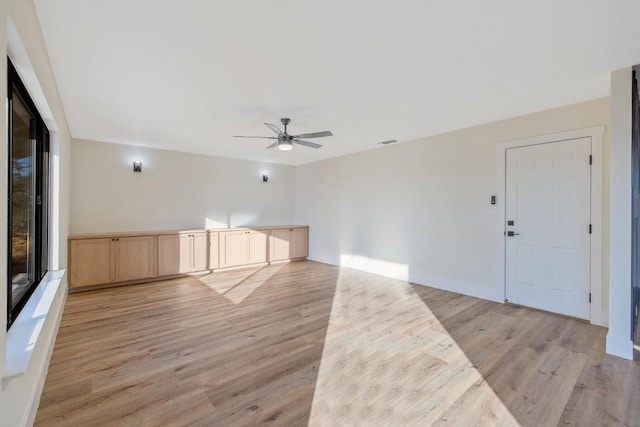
378;139;397;145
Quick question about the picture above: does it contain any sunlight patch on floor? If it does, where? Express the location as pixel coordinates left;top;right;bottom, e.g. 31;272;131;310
308;267;520;426
340;253;410;281
199;263;285;304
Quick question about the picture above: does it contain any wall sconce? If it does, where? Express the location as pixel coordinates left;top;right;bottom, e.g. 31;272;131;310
133;161;142;173
262;174;269;182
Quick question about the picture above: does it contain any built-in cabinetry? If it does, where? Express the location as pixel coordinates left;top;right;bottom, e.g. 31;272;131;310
157;231;208;276
209;231;219;270
69;235;155;288
219;230;268;268
68;226;308;290
269;227;309;261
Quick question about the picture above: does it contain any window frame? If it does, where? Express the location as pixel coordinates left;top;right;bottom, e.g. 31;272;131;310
7;58;50;329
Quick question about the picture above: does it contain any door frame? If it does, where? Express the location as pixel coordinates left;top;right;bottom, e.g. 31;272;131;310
496;126;605;326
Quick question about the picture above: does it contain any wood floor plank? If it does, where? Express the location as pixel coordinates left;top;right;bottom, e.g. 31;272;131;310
35;261;639;426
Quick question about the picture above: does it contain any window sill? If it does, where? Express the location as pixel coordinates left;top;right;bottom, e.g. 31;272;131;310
4;270;65;379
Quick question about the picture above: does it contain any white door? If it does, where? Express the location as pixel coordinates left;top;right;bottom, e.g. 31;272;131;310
505;137;591;319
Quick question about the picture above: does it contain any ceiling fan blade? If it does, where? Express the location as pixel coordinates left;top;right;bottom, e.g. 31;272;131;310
293;139;322;149
264;123;283;136
233;135;277;139
292;131;333;139
265;142;279;149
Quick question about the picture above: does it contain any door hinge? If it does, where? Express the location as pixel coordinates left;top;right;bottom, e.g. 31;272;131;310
589;293;592;303
589;224;592;234
589;155;593;165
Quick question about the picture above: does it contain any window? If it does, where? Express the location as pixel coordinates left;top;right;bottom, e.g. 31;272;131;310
7;58;50;328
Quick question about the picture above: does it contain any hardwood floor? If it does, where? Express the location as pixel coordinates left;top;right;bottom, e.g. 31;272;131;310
35;261;639;426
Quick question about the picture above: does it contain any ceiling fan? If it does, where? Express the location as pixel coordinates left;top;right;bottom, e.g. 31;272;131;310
233;118;333;151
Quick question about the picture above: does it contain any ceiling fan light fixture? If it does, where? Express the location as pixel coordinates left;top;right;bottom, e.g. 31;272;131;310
278;140;293;151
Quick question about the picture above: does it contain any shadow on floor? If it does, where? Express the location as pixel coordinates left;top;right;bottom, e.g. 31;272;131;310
411;284;640;426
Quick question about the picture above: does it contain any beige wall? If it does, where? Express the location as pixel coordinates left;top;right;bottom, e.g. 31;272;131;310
70;139;296;233
296;98;610;313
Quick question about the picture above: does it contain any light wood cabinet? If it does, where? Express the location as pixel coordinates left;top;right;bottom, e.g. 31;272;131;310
269;227;309;261
69;235;155;288
158;232;208;276
208;232;219;269
68;226;307;291
157;234;191;275
219;230;268;268
115;236;156;282
219;231;247;268
69;238;113;287
192;232;208;271
270;229;292;262
249;231;268;264
291;227;309;259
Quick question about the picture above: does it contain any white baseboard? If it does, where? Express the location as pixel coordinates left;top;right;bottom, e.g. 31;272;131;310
408;273;503;303
308;255;503;304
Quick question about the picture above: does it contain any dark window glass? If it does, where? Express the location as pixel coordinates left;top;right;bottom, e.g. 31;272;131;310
7;58;49;328
10;91;36;307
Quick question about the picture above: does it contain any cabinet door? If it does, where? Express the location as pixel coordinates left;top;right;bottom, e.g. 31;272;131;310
219;231;248;268
191;232;209;272
248;231;268;264
270;229;291;261
69;238;113;288
115;236;156;282
158;234;191;276
208;232;219;269
291;227;309;259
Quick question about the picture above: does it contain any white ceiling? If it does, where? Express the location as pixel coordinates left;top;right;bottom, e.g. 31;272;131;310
33;0;640;166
